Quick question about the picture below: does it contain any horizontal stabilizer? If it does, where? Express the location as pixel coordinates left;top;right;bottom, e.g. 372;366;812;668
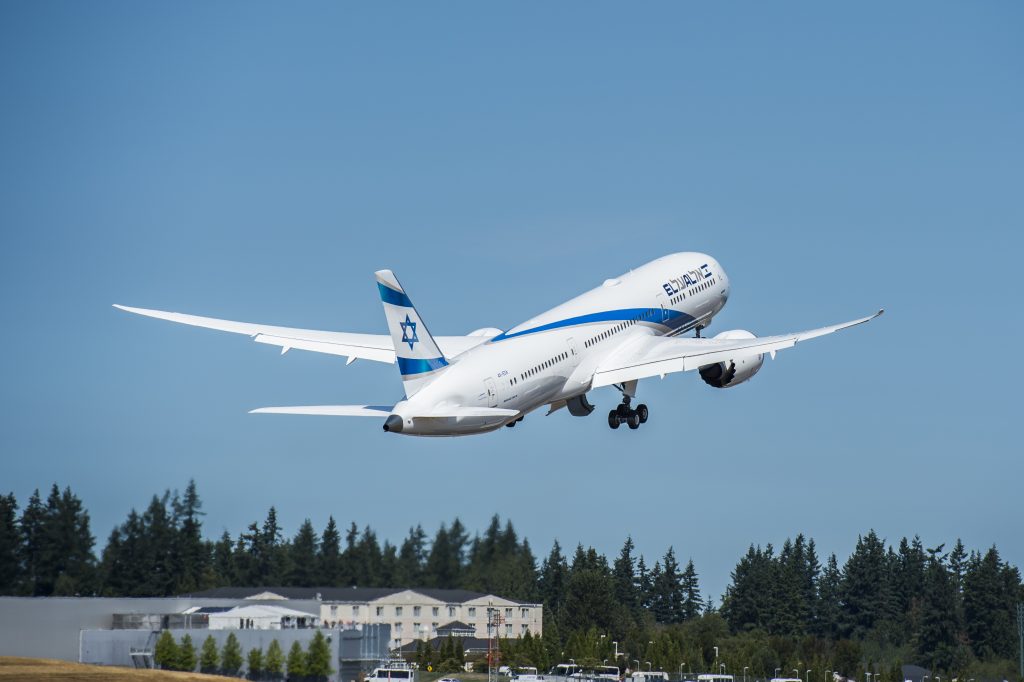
250;405;394;417
427;406;520;418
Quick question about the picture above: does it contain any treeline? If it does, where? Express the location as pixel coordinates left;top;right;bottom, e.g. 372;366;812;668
719;533;1023;673
1;482;1022;681
152;630;332;680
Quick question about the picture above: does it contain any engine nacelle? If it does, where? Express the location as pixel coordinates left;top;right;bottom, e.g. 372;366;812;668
698;329;764;388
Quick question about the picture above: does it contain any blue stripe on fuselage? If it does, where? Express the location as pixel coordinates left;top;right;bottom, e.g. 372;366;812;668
378;283;414;307
490;307;695;342
397;356;449;375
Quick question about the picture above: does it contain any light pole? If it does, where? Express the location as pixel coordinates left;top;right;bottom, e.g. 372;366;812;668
744;666;749;682
775;668;782;680
826;671;831;682
614;642;620;659
635;660;641;673
721;665;727;675
794;671;800;680
806;670;812;682
680;664;685;680
647;662;653;672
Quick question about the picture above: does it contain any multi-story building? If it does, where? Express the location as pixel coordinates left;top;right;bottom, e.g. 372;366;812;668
193;586;543;649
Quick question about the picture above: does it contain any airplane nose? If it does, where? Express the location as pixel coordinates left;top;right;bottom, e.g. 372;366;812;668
383;414;404;433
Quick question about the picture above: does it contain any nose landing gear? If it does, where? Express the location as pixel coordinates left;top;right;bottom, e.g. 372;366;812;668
607;395;649;430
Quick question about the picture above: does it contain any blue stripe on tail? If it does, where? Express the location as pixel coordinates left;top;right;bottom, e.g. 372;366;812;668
378;283;414;307
397;356;449;376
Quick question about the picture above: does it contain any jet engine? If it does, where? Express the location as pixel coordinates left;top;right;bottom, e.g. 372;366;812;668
698;330;764;388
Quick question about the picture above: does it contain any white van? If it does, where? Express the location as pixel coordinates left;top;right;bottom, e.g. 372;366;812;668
628;672;669;682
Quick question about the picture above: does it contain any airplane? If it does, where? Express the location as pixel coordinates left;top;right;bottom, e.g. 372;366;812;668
114;252;882;437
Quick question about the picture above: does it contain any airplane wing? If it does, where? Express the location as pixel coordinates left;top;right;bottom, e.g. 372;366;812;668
113;305;492;364
592;309;883;388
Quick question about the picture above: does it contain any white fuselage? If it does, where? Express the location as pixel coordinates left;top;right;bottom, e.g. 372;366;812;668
390;252;730;436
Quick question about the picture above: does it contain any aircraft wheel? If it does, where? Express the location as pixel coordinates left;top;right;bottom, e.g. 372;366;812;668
608;410;620;429
506;420;516;428
627;411;641;429
616;403;630;417
637;403;649;424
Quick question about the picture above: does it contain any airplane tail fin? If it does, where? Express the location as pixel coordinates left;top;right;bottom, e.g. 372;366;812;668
375;270;449;397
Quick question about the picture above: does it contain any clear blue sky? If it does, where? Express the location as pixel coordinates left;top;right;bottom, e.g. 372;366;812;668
1;2;1021;602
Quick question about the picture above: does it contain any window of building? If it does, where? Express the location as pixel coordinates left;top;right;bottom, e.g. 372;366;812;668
431;622;439;633
432;607;439;617
448;606;456;617
376;606;384;616
413;606;421;617
395;606;403;616
353;606;360;616
414;622;421;632
395;622;403;634
521;623;528;635
330;605;338;616
505;608;513;618
521;608;529;618
505;623;513;636
468;607;476;617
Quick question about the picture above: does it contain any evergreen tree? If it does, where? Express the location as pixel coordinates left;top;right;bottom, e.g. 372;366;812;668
426;519;467;588
41;485;95;596
916;551;958;671
286;640;308;679
963;546;1020;659
680;559;702;621
560;547;616;633
222;632;244;675
289;519;320;587
178;633;197;672
259;507;289;585
18;489;45;595
636;555;652;610
380;541;398;587
265;639;285;678
816;553;843;639
538;541;569;614
396;524;427;587
199;635;220;673
319;516;344;586
212;531;236;586
171;480;207;593
652;547;684;624
839;530;894;638
721;545;775;632
307;630;334;680
354;526;384;587
612;537;639;615
0;494;23;593
247;647;264;680
154;630;179;670
140;493;176;596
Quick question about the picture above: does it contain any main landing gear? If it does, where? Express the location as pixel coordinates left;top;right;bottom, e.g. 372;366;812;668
607;395;649;430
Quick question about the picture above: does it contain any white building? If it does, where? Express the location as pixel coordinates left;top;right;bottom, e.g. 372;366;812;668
193;587;543;648
188;604;320;630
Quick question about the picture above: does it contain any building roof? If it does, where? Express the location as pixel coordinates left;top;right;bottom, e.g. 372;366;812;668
187;586;537;605
436;620;474;632
399;636;491;654
213;604;319;620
